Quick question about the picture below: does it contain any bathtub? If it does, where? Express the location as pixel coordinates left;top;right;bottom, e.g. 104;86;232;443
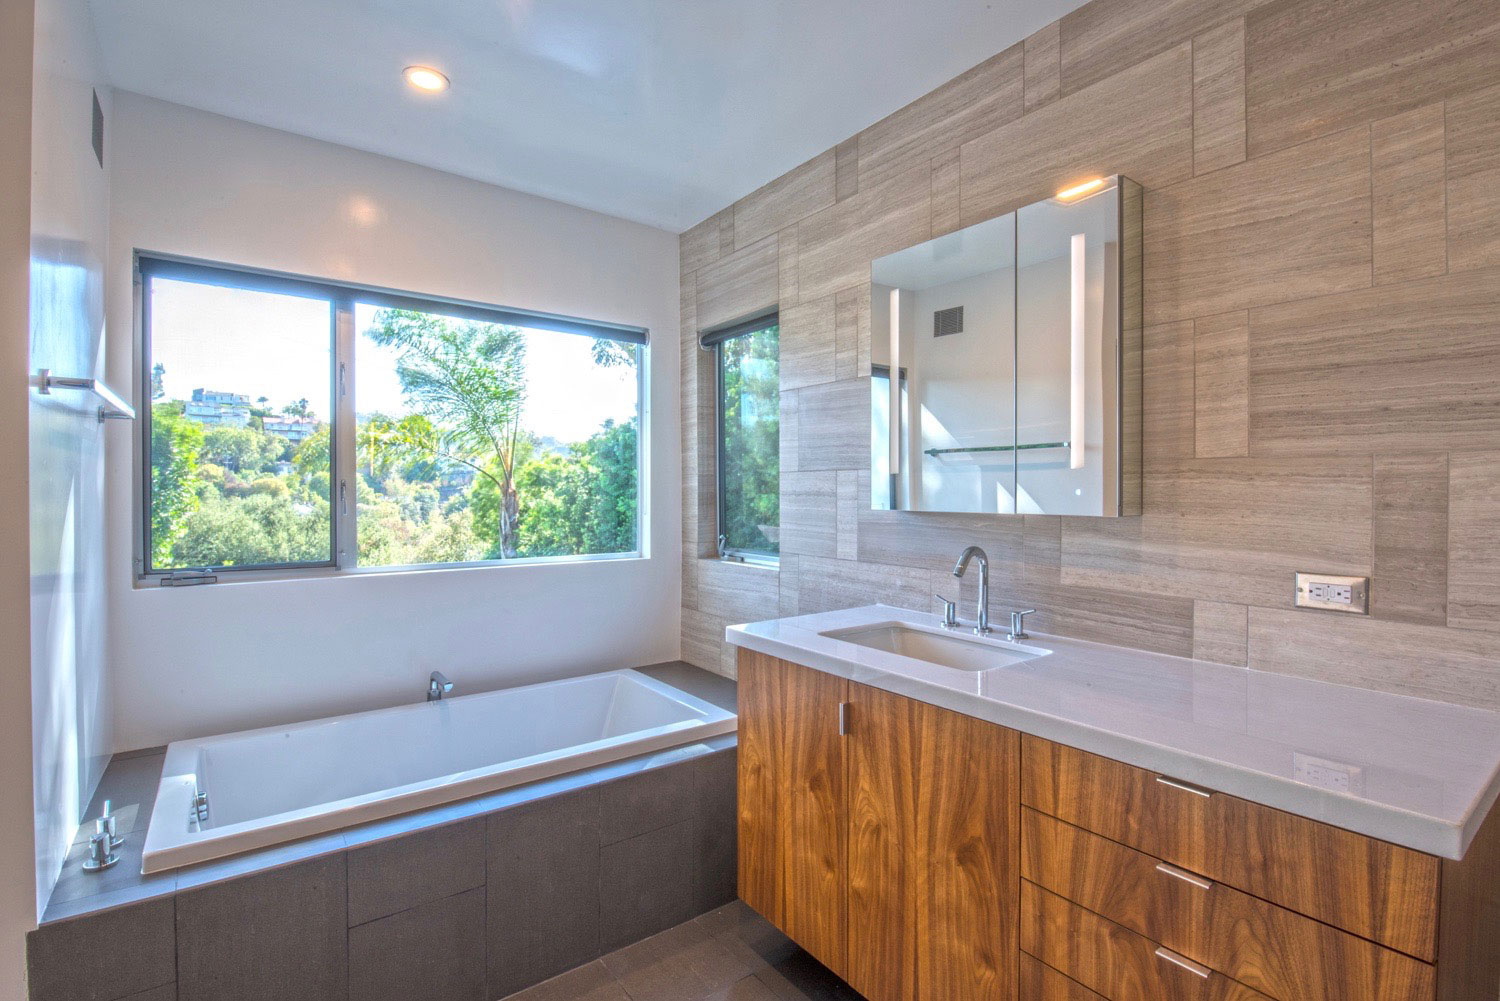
141;669;737;873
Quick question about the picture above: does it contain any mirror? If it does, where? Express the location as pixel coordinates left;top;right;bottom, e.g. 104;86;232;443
871;175;1140;517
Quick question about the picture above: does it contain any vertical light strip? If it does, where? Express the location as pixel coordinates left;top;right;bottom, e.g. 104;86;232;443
889;288;901;484
1070;233;1086;470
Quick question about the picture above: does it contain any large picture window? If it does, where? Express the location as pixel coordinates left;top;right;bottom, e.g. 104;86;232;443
703;313;779;562
138;255;645;579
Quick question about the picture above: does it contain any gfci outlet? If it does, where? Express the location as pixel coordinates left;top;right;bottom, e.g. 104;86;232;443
1294;572;1369;614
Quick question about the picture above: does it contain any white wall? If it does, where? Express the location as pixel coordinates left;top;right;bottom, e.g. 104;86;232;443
106;94;682;750
1;0;38;992
30;0;112;920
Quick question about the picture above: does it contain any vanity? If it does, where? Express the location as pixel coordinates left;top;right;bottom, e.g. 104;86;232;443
726;605;1500;1001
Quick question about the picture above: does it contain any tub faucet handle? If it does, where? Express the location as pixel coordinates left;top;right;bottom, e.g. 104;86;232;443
83;825;119;873
100;799;123;848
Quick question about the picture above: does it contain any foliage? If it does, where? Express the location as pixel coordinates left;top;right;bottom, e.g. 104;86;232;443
149;404;204;567
719;326;780;554
202;425;283;473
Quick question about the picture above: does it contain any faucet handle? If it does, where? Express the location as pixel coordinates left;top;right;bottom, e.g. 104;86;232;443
934;594;958;628
1008;609;1036;641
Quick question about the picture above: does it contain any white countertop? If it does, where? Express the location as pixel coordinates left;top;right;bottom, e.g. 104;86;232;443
726;604;1500;860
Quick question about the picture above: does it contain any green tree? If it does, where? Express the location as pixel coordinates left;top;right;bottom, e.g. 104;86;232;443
202;425;282;474
360;309;527;557
149;403;204;567
283;398;313;418
719;327;779;553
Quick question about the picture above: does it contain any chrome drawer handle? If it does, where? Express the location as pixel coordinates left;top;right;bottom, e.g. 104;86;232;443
1155;862;1213;891
1155;775;1213;798
1155;947;1211;979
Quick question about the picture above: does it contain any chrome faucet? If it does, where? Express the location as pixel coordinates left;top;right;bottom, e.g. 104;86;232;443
427;671;454;702
952;546;991;635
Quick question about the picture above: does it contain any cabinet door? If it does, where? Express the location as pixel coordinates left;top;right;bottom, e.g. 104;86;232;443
737;650;848;975
847;681;1019;1001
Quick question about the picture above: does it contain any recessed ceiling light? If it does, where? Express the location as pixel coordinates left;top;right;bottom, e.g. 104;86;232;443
403;66;450;93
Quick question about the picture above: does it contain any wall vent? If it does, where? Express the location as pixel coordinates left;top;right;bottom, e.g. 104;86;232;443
933;305;964;337
91;89;104;169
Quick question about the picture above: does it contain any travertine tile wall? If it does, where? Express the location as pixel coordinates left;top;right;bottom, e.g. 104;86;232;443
680;0;1500;710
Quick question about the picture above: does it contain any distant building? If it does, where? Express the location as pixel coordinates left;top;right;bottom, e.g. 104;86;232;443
263;415;319;445
184;388;251;427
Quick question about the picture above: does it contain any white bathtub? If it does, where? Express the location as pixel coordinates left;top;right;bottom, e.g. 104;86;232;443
141;669;737;874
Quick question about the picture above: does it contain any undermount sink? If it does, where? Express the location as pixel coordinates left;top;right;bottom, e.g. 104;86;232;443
821;621;1050;672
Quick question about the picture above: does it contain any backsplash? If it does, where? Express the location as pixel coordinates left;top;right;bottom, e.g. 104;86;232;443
680;0;1500;710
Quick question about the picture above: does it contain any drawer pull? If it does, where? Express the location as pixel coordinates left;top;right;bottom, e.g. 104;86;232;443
1155;947;1211;979
1155;862;1213;890
1155;775;1213;798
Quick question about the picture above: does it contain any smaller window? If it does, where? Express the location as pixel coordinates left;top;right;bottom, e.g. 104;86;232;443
702;313;779;563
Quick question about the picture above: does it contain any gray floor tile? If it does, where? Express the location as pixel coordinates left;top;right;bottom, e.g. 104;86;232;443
500;960;630;1001
347;816;485;926
176;853;347;1001
487;787;603;998
599;818;703;953
600;918;752;1001
349;887;486;1001
27;896;176;1001
700;975;785;1001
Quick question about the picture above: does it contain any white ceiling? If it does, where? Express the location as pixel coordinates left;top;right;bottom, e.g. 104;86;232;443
87;0;1089;232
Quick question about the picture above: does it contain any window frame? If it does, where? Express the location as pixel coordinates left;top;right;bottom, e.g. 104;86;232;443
702;311;779;567
133;251;649;583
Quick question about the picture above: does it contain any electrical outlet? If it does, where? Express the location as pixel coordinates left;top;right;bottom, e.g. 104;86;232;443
1292;752;1364;795
1294;572;1369;614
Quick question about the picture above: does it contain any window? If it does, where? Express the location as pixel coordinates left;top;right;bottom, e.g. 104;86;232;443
138;255;645;579
703;313;779;562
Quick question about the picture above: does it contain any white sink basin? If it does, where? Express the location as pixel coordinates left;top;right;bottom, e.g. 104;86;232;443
821;621;1050;672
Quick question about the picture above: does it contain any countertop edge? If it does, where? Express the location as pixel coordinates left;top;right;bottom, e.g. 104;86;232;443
725;624;1476;860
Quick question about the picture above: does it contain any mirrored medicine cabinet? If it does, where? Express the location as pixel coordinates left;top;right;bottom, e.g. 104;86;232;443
870;175;1141;517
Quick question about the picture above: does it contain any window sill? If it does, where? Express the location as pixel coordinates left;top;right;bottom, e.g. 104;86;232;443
701;554;779;572
135;551;648;589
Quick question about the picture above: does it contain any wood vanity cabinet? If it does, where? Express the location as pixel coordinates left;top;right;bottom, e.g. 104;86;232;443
737;650;1020;1001
737;651;1500;1001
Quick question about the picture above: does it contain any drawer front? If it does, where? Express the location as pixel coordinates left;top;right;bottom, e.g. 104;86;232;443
1020;734;1440;960
1021;881;1274;1001
1022;808;1436;1001
1020;953;1107;1001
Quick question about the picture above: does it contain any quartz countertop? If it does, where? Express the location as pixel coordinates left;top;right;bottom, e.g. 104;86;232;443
726;604;1500;860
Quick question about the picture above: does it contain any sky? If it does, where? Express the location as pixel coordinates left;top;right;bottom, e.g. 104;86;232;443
150;278;639;443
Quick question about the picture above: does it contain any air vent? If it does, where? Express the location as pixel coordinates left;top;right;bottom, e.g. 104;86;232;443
91;89;103;169
933;306;963;337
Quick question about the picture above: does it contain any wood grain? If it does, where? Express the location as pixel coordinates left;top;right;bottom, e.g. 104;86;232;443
793;556;934;616
1247;268;1500;455
835;138;859;202
1248;606;1500;712
696;558;780;622
1021;881;1276;1001
1020;734;1441;960
1192;19;1246;174
681;212;724;277
1191;600;1247;666
1022;807;1436;1001
961;44;1193;228
1193;311;1248;458
1245;0;1500;158
736;652;848;976
1059;0;1268;96
1448;452;1500;634
845;683;919;1001
779;470;838;559
696;234;778;331
1372;454;1448;626
1143;125;1371;325
795;379;869;471
735;151;836;252
1024;23;1061;112
1446;81;1500;273
928;148;962;239
855;44;1023;193
1019;954;1107;1001
1371;104;1447;285
1436;801;1500;1001
832;287;863;381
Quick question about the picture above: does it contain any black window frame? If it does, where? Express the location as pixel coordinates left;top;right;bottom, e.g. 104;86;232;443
700;310;779;566
135;251;649;581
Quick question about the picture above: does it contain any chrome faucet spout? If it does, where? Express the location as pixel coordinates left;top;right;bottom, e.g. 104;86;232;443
952;545;991;635
427;671;454;702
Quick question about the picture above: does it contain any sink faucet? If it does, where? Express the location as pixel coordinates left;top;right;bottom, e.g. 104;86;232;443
427;671;454;702
952;546;990;635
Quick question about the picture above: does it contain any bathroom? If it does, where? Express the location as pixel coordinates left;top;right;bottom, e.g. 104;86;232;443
4;0;1500;998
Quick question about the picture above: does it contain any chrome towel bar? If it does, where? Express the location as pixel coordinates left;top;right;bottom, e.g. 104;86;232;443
35;368;136;422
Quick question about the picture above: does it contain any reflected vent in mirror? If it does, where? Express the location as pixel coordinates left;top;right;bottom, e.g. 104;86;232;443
933;305;964;337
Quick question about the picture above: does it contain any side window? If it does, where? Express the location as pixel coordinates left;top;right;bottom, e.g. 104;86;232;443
706;314;779;562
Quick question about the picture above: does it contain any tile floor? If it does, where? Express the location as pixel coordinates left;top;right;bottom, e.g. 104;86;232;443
501;900;861;1001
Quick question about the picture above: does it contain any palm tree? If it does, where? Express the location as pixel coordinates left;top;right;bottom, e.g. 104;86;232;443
360;309;527;557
